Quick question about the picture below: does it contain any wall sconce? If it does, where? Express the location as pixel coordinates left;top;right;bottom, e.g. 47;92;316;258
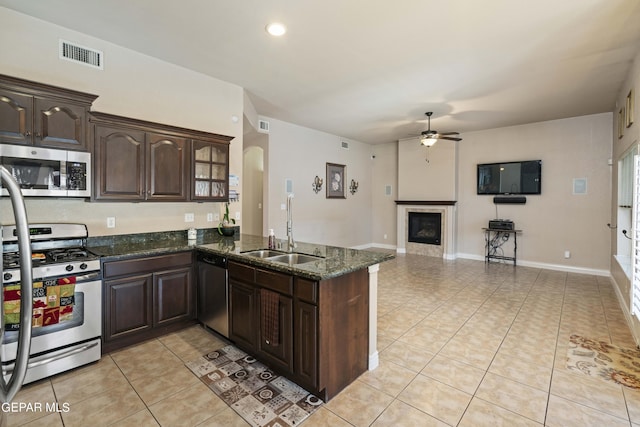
349;179;359;195
312;175;323;194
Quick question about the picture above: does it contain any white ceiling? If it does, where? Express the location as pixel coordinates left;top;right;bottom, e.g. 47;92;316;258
3;0;640;144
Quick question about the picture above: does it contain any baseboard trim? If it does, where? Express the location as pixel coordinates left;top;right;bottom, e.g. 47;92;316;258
455;253;610;276
610;274;640;347
362;245;610;276
368;351;379;370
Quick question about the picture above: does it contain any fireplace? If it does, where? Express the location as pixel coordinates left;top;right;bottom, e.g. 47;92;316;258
396;201;456;259
408;212;441;245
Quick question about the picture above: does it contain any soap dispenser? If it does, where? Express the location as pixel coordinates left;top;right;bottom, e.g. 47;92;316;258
268;229;276;249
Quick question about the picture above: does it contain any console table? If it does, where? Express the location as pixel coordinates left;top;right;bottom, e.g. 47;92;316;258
483;228;522;266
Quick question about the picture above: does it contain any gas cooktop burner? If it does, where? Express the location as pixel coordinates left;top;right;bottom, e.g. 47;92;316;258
3;247;96;270
3;252;20;269
47;248;90;262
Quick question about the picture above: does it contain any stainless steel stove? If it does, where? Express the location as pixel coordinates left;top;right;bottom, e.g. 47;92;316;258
1;223;102;384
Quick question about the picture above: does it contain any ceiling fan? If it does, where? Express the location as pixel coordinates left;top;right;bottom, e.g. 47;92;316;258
418;112;462;146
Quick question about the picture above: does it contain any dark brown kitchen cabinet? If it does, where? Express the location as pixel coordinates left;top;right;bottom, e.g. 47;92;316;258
0;74;97;150
154;267;193;326
229;280;257;352
191;139;229;201
293;278;319;388
258;294;293;372
104;274;154;341
146;132;188;201
91;113;188;201
227;258;368;402
93;124;145;200
102;251;195;353
228;261;294;373
91;112;232;202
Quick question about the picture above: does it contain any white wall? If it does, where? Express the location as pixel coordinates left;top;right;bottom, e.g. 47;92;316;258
0;7;244;236
263;118;374;248
610;49;640;344
457;113;612;273
370;142;398;247
398;137;457;200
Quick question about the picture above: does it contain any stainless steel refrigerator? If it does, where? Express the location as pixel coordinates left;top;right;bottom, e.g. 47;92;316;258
0;165;34;423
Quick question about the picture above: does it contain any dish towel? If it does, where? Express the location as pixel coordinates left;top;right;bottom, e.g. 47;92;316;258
261;288;280;346
4;276;76;330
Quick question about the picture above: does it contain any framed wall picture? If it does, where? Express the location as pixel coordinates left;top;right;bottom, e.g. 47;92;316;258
326;163;346;199
619;108;625;139
626;89;634;128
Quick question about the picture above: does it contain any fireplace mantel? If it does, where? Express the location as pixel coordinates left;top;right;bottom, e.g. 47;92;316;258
395;200;456;206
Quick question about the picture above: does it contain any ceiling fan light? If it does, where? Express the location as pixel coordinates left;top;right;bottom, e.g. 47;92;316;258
420;136;437;147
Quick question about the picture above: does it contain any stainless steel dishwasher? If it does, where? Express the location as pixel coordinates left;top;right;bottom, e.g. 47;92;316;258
196;252;229;338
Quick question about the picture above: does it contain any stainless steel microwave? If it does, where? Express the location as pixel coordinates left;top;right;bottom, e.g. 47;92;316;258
0;145;91;197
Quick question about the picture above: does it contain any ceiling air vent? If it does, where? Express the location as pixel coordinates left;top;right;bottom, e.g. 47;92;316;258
59;39;103;70
341;141;349;149
258;119;270;133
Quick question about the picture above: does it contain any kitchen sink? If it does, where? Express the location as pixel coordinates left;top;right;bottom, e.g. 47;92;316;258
241;249;286;258
267;253;324;265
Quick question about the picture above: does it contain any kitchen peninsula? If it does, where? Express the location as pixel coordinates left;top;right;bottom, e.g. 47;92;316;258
88;230;394;401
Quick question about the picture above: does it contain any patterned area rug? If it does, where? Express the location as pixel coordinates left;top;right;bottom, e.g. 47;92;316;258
566;334;640;389
186;345;323;426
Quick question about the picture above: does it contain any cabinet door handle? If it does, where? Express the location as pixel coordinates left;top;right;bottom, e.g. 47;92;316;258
35;132;41;138
265;339;270;345
24;131;31;137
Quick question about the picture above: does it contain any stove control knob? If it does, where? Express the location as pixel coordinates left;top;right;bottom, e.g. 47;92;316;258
80;263;88;270
4;272;12;281
65;265;74;272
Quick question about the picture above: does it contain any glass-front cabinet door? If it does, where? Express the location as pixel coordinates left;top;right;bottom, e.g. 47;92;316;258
191;139;229;201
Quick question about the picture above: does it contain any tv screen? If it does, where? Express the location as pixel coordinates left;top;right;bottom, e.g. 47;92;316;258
477;160;541;195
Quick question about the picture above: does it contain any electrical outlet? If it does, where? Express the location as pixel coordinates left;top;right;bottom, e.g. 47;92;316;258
207;213;214;222
383;234;387;240
184;213;194;222
107;217;116;228
235;212;241;220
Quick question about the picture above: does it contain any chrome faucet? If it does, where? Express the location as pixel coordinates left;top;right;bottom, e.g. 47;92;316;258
286;193;296;250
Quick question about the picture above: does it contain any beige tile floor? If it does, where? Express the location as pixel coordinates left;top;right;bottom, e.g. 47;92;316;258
6;253;640;426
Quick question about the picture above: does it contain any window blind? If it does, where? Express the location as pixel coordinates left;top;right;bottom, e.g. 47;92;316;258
631;155;640;318
620;149;635;208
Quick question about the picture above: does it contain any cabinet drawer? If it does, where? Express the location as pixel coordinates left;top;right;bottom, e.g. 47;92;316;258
229;261;255;283
294;278;317;304
255;269;292;295
104;251;193;278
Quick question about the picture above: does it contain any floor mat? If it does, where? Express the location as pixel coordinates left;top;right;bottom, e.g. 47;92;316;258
566;334;640;389
186;344;323;426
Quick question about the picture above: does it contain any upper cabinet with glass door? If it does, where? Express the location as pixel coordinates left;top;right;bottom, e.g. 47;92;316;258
191;139;230;201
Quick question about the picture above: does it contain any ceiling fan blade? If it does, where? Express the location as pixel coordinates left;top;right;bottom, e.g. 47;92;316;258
439;131;460;136
439;136;462;142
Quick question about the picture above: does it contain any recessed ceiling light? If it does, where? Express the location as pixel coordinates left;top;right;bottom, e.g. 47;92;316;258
266;22;286;36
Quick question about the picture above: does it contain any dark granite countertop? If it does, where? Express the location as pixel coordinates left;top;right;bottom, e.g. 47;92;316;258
88;229;394;281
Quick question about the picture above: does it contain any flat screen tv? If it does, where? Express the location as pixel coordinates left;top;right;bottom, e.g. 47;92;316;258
477;160;541;195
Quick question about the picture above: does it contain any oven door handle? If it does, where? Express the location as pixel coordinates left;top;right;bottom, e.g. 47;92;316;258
73;272;101;283
2;341;99;374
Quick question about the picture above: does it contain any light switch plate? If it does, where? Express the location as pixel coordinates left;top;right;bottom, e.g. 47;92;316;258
184;213;194;222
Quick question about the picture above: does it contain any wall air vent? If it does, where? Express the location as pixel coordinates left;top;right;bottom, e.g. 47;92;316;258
341;141;349;149
258;119;270;133
59;39;103;70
